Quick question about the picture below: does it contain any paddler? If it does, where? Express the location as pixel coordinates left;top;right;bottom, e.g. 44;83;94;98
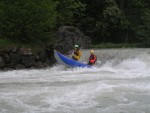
88;50;97;65
72;44;82;61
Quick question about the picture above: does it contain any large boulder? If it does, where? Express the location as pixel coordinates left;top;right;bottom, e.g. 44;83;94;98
54;26;91;54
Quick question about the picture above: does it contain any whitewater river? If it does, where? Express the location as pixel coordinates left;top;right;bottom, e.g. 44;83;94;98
0;49;150;113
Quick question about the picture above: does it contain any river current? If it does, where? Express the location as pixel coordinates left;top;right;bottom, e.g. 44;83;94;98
0;49;150;113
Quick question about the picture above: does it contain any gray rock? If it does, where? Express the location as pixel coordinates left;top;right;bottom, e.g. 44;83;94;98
7;63;15;68
15;64;25;69
44;45;56;65
0;56;6;68
45;58;54;66
55;26;91;54
9;53;21;65
3;53;10;63
5;46;18;53
21;55;35;68
34;61;46;68
37;51;47;62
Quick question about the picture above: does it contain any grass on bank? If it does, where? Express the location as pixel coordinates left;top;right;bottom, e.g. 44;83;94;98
0;38;51;52
0;38;13;48
91;43;150;48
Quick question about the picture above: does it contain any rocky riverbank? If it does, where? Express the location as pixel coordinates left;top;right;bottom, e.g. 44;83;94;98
0;26;91;71
0;46;55;71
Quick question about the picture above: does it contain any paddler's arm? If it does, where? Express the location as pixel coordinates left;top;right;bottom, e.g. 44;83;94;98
67;50;74;57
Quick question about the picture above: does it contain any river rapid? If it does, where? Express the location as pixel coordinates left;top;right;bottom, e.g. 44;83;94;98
0;49;150;113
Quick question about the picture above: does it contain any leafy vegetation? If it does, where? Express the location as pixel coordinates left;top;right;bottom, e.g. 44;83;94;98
0;0;150;47
0;0;57;44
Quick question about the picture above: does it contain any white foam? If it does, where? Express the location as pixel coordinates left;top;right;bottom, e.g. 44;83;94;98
0;49;150;113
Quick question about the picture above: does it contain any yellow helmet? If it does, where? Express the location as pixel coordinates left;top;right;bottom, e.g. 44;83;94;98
90;50;94;54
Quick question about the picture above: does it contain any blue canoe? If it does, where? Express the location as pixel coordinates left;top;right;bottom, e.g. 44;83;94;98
54;50;91;68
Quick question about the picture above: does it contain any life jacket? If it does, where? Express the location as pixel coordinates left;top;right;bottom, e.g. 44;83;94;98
89;54;97;65
72;49;82;61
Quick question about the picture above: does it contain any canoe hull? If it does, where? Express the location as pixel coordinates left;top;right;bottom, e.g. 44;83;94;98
54;50;91;68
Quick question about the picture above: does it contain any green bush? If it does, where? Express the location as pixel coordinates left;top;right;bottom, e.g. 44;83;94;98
0;0;57;43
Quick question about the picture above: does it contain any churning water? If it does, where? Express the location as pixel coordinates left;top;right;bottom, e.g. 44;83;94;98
0;49;150;113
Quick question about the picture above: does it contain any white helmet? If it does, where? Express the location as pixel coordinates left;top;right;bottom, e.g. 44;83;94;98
74;44;79;48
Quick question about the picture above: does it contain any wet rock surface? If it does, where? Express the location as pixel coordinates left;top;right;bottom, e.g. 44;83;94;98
0;46;54;70
55;26;91;54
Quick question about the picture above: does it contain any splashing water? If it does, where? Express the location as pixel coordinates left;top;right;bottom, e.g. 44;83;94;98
0;49;150;113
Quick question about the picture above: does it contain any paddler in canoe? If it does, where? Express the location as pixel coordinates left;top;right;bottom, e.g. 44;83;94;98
71;44;97;66
88;50;97;65
72;44;82;61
